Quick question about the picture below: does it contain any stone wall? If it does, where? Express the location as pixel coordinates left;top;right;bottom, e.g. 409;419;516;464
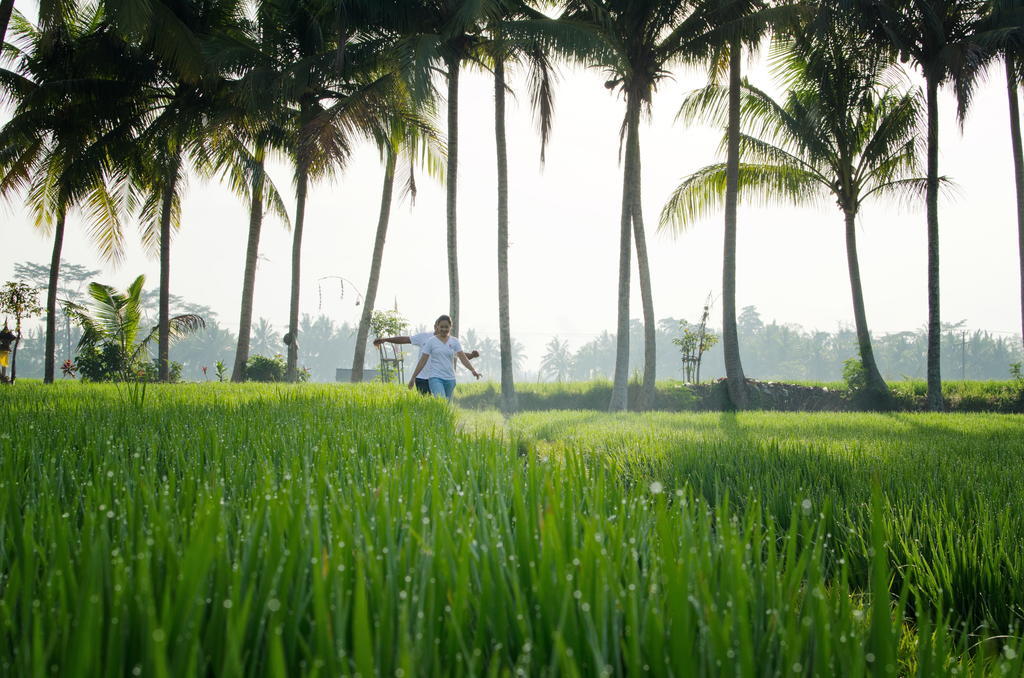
686;379;851;412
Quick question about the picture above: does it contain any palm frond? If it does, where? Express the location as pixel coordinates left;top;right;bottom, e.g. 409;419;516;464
861;175;959;211
137;191;163;258
734;134;827;184
86;280;131;349
167;313;206;341
855;88;923;176
62;299;102;350
524;44;557;165
80;181;127;266
122;274;145;349
134;313;204;358
27;154;62;231
262;163;292;228
659;161;825;234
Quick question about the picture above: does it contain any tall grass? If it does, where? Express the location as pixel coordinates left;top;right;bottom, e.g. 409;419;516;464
0;383;1021;675
508;410;1024;637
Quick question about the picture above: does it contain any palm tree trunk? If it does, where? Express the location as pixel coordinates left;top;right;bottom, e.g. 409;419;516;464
628;107;656;411
1007;54;1024;351
43;210;66;384
610;94;639;412
158;164;179;382
351;146;397;383
723;38;749;409
286;169;309;382
495;54;518;413
924;73;943;411
0;0;15;49
446;55;461;338
844;208;890;408
231;152;266;382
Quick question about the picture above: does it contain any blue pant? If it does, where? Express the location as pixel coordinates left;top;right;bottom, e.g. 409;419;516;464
428;377;456;400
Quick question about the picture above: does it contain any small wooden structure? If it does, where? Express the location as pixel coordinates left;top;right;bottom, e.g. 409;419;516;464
376;341;405;384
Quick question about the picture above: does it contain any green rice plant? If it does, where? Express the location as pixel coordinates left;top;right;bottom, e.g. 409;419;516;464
508;409;1024;637
0;383;1021;676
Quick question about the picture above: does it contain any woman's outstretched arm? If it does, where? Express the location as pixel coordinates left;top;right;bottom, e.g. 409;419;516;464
374;335;411;347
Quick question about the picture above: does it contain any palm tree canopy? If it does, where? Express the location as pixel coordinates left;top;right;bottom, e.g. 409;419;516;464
845;0;994;120
0;7;151;263
661;13;937;231
559;0;774;108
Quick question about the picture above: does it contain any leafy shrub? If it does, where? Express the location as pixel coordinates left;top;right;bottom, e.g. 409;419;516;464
842;357;867;392
78;345;182;383
76;344;129;382
246;354;286;382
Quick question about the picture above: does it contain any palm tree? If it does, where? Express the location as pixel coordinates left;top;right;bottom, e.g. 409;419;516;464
350;109;445;383
205;102;291;383
0;8;140;383
484;0;588;410
120;0;249;382
663;13;933;409
212;131;290;382
65;275;206;366
540;335;573;381
560;0;734;411
249;317;279;357
192;6;294;383
475;335;500;374
246;0;402;381
1008;31;1024;352
395;1;501;340
848;0;990;411
706;0;796;409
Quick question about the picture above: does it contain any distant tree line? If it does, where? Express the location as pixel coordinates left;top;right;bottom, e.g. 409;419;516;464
15;293;1020;383
541;306;1023;384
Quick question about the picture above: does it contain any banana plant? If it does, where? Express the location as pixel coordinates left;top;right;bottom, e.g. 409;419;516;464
64;274;204;406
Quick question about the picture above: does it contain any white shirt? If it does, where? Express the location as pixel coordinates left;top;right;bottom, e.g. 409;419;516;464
418;335;462;380
409;333;432;378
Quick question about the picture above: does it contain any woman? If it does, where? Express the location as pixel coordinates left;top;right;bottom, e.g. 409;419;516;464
408;315;480;399
374;318;480;394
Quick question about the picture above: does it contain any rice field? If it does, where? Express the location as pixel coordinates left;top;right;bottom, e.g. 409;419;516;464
1;383;1023;676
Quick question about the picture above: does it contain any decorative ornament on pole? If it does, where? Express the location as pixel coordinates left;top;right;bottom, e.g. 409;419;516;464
316;276;364;312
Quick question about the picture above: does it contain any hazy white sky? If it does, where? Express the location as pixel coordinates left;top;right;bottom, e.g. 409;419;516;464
4;53;1023;372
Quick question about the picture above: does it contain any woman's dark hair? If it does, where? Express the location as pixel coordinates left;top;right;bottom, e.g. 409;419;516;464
434;315;452;326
